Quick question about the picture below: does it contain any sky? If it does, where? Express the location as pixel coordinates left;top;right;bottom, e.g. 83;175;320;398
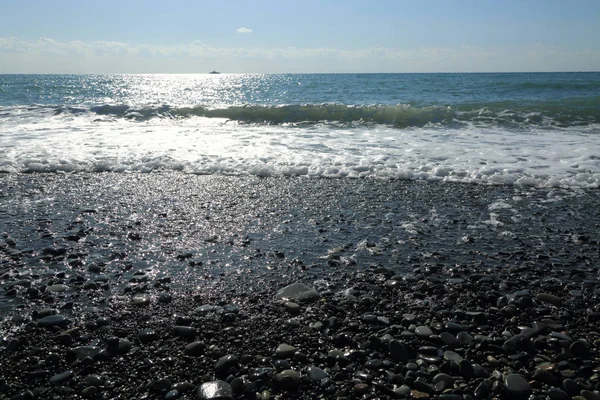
1;0;599;73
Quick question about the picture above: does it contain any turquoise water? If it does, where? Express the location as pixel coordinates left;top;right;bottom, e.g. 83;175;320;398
0;73;599;187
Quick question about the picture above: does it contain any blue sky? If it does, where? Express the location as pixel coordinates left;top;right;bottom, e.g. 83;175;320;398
1;0;599;73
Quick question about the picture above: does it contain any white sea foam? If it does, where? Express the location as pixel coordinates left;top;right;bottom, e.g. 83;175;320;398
0;108;599;189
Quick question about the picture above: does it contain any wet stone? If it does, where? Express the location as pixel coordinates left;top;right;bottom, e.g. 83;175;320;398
536;293;563;307
275;343;297;358
276;369;301;390
171;382;195;393
505;373;531;395
283;301;301;315
46;284;69;293
67;346;102;361
415;326;433;338
433;373;454;388
548;387;570;400
214;354;239;377
440;332;459;347
49;370;74;385
38;314;69;328
581;391;600;400
570;340;592;358
184;341;206;356
388;339;409;362
164;390;180;400
81;386;98;398
443;350;463;362
275;282;320;303
173;325;197;338
138;328;159;343
197;380;233;400
307;366;328;382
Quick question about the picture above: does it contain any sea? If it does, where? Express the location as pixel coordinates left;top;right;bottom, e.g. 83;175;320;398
1;72;599;188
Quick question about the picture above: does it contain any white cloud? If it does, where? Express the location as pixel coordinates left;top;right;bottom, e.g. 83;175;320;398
1;36;599;73
236;27;253;34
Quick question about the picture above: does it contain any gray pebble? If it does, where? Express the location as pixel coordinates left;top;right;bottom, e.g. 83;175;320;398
50;370;74;385
197;380;233;400
275;282;320;303
505;373;531;395
38;314;69;328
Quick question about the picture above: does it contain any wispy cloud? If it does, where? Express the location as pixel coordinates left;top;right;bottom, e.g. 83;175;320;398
1;36;598;73
236;27;253;34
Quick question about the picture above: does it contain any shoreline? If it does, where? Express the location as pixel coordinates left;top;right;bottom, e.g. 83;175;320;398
1;174;599;399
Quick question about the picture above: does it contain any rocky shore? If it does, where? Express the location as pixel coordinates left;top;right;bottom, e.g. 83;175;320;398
1;174;599;399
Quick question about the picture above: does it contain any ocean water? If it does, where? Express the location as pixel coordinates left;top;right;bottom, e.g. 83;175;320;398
1;72;599;188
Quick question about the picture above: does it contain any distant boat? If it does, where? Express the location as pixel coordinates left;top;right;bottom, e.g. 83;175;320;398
209;70;220;74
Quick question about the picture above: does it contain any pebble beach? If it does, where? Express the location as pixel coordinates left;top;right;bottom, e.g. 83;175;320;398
1;174;600;400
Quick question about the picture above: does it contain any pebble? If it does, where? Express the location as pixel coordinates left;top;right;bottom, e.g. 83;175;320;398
505;373;531;395
276;370;300;390
138;328;159;343
131;294;151;306
197;380;233;400
46;284;70;293
536;292;563;307
214;354;239;377
307;366;329;382
183;341;206;356
415;325;433;338
274;282;320;303
49;370;74;385
275;343;297;358
38;314;69;328
173;325;197;338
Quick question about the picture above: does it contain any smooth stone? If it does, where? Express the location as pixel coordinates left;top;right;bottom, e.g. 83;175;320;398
443;350;463;362
81;386;98;398
505;373;531;395
197;380;233;400
276;370;300;390
214;355;239;377
274;283;320;303
164;390;180;400
548;387;570;400
38;314;69;328
445;321;467;332
50;370;74;385
395;385;411;397
171;382;195;393
158;293;172;304
67;346;102;361
439;332;459;347
415;326;433;338
570;340;591;358
581;390;600;400
275;343;297;358
432;373;454;389
184;341;206;356
84;375;104;387
283;302;301;315
388;339;409;362
307;366;329;382
475;381;490;398
138;328;159;343
173;325;197;338
536;293;563;307
194;305;215;314
131;294;151;306
46;284;70;293
457;331;474;345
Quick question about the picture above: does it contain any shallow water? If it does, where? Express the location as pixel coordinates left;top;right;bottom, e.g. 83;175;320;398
1;174;598;311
